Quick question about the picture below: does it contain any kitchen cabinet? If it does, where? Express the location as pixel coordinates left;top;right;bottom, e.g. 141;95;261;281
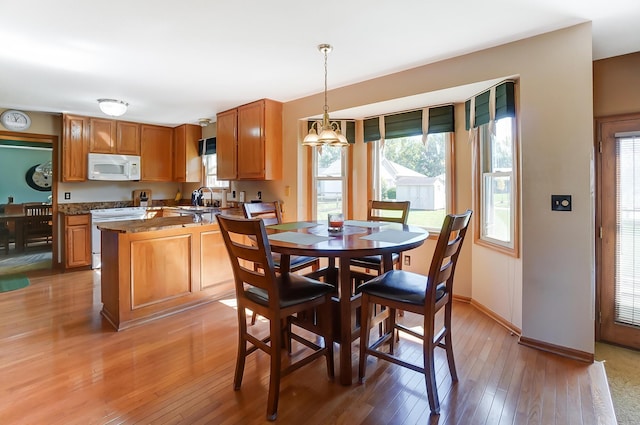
116;121;141;155
63;214;92;269
89;118;140;155
99;217;233;330
62;114;89;182
173;124;202;182
216;108;237;180
89;118;116;153
140;124;173;181
216;98;282;180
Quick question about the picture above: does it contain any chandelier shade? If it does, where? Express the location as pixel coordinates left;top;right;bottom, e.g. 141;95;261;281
97;99;128;117
302;44;349;147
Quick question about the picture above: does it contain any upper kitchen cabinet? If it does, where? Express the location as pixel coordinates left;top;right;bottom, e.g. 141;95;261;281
216;108;237;180
140;124;173;181
173;124;202;182
88;118;116;153
62;114;89;182
216;99;283;180
88;118;140;155
116;121;141;155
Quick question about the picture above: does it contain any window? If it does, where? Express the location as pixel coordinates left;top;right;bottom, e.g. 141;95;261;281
475;116;518;255
312;144;347;221
202;154;228;188
372;132;453;231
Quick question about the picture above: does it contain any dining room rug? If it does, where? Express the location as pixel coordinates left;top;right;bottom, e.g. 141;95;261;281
0;250;52;276
0;273;29;293
595;342;640;425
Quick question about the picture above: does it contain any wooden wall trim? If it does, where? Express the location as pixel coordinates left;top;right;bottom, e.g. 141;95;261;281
469;298;522;336
519;335;594;363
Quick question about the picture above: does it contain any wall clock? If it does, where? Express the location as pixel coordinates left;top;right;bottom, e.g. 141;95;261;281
1;109;31;132
25;164;52;192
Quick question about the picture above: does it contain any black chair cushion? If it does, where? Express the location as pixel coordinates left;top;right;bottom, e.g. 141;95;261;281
272;253;317;269
357;270;446;306
245;274;334;308
350;253;399;267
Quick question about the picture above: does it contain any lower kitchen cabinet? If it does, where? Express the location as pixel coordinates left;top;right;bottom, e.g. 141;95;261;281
63;214;92;269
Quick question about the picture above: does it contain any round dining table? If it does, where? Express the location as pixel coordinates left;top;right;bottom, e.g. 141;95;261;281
265;220;429;385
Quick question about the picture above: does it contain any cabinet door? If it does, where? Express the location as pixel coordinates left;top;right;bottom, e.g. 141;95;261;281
173;124;202;182
140;125;173;181
216;109;237;180
116;121;140;155
89;118;116;153
62;114;88;182
237;101;265;179
65;215;91;268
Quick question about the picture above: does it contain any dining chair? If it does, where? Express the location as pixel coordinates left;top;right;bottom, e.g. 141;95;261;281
216;214;334;421
358;209;472;415
244;201;321;324
0;220;9;255
349;200;410;275
4;204;24;244
23;203;53;249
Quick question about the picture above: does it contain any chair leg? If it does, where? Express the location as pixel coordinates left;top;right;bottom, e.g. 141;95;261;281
444;306;458;382
266;315;282;421
321;297;335;379
388;308;397;355
234;308;248;391
424;341;440;414
358;294;373;383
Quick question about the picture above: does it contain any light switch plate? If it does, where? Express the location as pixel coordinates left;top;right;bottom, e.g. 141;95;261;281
551;195;571;211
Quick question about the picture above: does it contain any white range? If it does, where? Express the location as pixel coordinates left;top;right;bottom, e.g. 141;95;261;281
90;207;148;269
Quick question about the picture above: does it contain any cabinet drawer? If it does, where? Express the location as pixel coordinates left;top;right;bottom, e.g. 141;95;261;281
66;214;90;226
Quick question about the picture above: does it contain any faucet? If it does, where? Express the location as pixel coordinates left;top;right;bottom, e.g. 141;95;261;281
198;187;215;207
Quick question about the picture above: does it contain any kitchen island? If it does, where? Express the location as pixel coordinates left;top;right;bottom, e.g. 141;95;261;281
98;214;233;330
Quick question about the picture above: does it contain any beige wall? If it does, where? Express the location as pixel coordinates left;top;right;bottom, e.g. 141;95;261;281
594;52;640;117
281;23;595;354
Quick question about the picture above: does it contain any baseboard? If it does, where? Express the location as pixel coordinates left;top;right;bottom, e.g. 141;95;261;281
456;295;594;364
518;336;594;363
468;298;522;336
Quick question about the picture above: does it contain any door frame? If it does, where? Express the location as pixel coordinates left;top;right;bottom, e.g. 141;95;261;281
595;112;640;346
0;130;59;269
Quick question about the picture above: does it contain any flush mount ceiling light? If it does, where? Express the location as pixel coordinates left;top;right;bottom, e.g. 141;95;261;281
302;44;348;147
97;99;128;117
198;118;213;127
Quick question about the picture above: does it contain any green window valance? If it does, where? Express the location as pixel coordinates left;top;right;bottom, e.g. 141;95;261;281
198;137;216;155
364;104;454;142
465;81;515;130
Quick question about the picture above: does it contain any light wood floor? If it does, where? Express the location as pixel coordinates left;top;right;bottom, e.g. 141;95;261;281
0;269;615;424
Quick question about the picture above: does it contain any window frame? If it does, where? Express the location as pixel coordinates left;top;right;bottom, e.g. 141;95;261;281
473;117;520;257
308;144;352;221
369;131;456;235
201;154;229;189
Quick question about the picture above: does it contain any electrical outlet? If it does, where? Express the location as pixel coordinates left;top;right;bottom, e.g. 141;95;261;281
257;191;262;200
64;192;71;200
404;255;411;266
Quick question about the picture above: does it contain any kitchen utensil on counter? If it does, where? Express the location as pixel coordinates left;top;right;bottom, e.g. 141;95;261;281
132;189;152;207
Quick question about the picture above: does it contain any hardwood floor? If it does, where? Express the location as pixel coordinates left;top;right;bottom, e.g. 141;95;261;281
0;269;614;424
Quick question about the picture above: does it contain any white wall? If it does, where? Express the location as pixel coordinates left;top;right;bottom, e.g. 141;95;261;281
282;23;594;354
57;181;179;204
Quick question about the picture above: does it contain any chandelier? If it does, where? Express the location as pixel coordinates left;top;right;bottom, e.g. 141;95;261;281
97;99;129;117
302;44;348;147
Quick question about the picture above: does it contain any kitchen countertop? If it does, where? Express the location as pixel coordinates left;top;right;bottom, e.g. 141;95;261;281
97;216;217;233
96;208;244;233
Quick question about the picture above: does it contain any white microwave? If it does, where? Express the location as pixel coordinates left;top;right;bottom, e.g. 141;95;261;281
87;153;141;181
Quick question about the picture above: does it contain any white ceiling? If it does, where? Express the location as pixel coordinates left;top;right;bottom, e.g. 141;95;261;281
0;0;638;127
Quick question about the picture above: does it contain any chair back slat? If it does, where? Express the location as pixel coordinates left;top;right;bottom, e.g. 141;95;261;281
367;200;410;224
425;210;472;306
217;215;279;299
243;201;283;226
